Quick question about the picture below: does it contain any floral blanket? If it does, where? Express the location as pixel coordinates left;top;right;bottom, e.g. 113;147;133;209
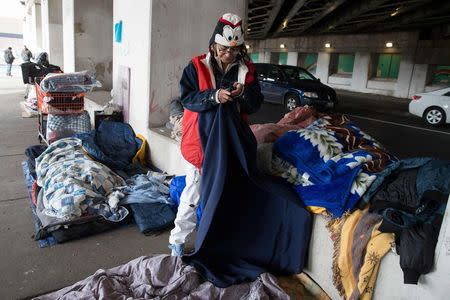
273;115;396;217
36;138;128;221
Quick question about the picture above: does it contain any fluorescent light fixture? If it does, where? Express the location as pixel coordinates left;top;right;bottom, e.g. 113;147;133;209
282;20;288;29
386;42;393;48
245;44;250;49
391;7;400;17
247;28;251;32
324;42;331;48
280;44;286;49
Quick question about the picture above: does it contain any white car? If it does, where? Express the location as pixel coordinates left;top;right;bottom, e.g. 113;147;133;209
409;87;450;126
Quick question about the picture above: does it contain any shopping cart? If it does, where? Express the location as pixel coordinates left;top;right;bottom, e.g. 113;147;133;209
35;77;85;144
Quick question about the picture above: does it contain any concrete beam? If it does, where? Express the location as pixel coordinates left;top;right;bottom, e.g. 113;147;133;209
274;0;306;35
259;0;284;39
353;0;432;32
293;0;347;35
316;0;389;33
376;1;450;32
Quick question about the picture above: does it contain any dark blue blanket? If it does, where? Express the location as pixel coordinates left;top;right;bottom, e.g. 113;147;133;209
183;103;312;287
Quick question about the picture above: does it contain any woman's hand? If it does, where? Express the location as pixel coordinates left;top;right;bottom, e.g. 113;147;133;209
230;82;244;98
218;88;233;103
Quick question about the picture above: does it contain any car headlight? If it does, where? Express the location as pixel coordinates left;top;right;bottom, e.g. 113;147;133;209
303;91;318;98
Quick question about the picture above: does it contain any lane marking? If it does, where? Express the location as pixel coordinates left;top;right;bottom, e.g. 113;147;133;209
347;114;450;136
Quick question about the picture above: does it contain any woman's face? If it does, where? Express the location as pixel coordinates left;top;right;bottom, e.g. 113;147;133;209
215;44;239;65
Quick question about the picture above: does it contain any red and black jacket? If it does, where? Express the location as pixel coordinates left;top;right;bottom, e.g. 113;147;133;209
180;53;263;169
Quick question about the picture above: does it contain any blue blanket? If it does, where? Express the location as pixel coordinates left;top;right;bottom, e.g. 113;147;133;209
273;115;397;217
182;103;312;288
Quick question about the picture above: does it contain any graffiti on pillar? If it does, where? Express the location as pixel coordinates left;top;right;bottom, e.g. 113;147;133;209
149;90;162;114
117;65;130;123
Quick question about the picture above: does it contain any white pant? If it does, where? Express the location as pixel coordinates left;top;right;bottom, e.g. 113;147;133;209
169;163;201;245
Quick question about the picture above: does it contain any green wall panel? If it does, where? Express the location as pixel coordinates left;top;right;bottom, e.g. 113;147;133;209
377;54;401;79
304;53;318;73
279;52;287;65
337;54;355;74
250;53;259;63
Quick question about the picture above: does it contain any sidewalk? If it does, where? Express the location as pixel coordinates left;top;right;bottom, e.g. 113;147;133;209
0;76;170;299
335;89;410;104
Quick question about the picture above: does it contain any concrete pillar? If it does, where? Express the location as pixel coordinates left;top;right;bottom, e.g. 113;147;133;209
408;64;428;98
31;3;43;50
62;0;75;72
23;12;33;51
316;52;331;83
62;0;113;89
113;0;245;131
259;51;271;63
41;0;64;67
395;54;415;98
286;52;298;66
25;0;42;54
351;52;370;91
41;0;49;51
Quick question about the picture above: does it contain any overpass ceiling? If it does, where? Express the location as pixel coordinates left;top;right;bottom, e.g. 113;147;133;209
246;0;450;39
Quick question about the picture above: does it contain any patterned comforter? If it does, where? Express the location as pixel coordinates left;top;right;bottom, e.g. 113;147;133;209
36;137;128;221
273;115;397;217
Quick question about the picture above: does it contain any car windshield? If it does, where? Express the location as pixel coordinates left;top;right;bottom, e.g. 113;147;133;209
282;67;315;81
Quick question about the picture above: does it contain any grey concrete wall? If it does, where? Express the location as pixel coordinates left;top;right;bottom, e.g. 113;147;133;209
113;0;152;135
74;0;113;90
147;0;245;127
248;31;419;55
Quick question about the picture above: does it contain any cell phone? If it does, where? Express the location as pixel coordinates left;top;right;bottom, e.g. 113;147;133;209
225;86;234;92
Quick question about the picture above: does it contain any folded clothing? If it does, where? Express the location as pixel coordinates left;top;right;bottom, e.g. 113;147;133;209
46;111;91;144
129;202;175;234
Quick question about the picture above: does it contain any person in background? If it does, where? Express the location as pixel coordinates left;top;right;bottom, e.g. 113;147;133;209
21;45;33;63
168;13;263;256
3;47;15;76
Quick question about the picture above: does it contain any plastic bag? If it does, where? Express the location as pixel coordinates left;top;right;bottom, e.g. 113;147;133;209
40;70;102;93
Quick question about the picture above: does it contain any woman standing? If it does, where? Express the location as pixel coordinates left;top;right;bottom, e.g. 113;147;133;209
169;13;263;256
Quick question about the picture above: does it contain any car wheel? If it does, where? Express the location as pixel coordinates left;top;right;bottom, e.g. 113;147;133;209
284;93;300;111
423;107;446;126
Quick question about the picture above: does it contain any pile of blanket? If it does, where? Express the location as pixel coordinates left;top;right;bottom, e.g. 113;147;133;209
36;255;330;300
23;121;176;247
248;107;449;298
272;114;396;217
